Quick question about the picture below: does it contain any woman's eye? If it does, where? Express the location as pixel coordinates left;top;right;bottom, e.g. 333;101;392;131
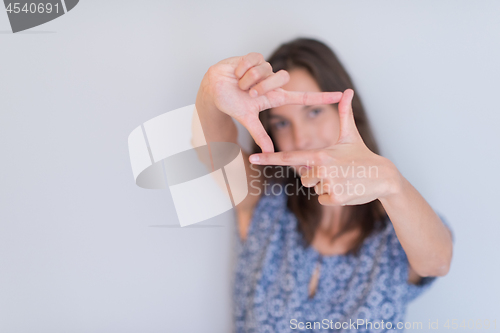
309;108;323;117
272;121;288;130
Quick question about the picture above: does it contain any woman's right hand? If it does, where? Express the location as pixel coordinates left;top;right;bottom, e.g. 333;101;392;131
196;52;343;153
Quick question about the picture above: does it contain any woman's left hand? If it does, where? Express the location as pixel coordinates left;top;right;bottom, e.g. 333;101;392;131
248;89;403;206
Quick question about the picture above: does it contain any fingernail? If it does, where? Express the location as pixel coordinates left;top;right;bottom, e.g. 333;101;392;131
249;154;260;163
249;89;258;97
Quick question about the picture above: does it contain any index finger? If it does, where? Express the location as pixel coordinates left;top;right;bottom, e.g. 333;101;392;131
283;90;343;106
249;149;323;166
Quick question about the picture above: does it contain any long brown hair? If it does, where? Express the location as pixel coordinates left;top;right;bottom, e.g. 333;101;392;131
252;37;388;255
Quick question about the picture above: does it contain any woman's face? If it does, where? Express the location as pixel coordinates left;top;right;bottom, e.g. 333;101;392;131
268;67;341;154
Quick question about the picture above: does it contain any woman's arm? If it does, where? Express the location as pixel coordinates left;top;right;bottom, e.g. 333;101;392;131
192;66;263;217
192;97;265;241
378;170;453;278
194;84;239;151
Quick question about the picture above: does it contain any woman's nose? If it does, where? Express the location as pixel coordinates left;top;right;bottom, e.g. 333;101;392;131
292;126;313;151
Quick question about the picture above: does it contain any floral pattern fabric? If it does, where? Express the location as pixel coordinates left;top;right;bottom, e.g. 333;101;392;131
232;187;451;333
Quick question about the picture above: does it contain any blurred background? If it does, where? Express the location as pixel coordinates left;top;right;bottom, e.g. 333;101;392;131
1;1;499;332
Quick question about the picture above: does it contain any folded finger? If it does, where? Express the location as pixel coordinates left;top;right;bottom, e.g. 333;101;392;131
314;179;334;195
300;165;333;179
238;61;273;92
249;69;290;97
301;175;322;188
234;52;265;79
317;193;345;206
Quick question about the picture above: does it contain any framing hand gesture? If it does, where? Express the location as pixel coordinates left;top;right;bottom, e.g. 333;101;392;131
196;52;343;153
249;89;401;206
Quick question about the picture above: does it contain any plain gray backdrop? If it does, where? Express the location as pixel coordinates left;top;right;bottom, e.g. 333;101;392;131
1;1;499;332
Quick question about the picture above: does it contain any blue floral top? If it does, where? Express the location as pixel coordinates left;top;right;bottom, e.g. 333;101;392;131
232;187;452;333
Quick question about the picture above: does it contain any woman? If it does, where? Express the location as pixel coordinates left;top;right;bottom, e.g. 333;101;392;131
193;38;453;332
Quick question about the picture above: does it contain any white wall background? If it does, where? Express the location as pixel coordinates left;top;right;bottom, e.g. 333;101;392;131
1;1;499;332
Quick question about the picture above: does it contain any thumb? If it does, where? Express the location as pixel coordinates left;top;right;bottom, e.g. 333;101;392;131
337;89;361;144
242;115;274;153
